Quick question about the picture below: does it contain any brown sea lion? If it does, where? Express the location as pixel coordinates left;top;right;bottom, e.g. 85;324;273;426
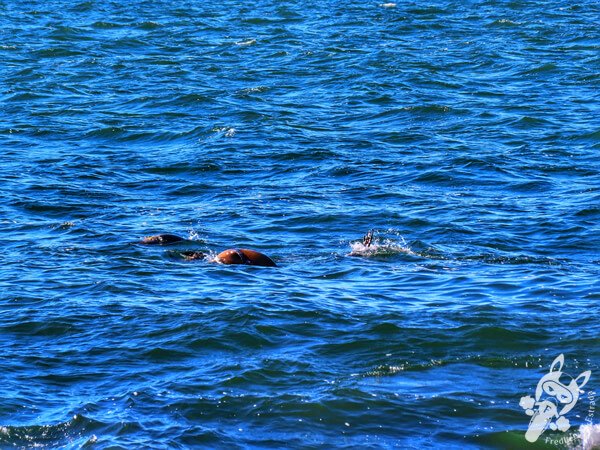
216;249;277;267
140;234;185;245
140;234;276;267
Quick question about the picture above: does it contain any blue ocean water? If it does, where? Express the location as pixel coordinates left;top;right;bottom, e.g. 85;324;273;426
1;0;599;448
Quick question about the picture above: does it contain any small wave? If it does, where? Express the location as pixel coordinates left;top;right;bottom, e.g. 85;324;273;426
48;26;91;42
364;364;405;377
71;1;93;12
137;21;162;30
362;358;454;378
511;116;554;129
460;253;562;266
575;207;600;218
406;6;445;15
235;86;269;98
574;129;600;142
170;93;212;105
142;162;221;175
242;17;285;25
0;414;101;449
84;126;128;139
91;21;122;29
52;221;76;230
405;104;459;114
212;126;236;137
6;92;51;102
507;179;554;192
489;19;521;27
413;170;455;184
33;47;84;58
236;39;256;46
272;149;338;162
520;63;559;75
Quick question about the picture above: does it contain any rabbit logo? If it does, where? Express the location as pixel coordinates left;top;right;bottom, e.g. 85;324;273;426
520;354;591;443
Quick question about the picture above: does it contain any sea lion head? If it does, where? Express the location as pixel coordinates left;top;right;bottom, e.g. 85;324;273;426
140;234;185;245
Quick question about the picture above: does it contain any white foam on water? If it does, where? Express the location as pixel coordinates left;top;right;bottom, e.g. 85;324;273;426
205;250;220;264
187;229;202;241
577;424;600;450
236;39;256;46
348;236;415;257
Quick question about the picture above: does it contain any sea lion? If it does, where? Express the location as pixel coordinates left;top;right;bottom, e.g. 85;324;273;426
140;234;185;245
216;249;277;267
139;234;276;267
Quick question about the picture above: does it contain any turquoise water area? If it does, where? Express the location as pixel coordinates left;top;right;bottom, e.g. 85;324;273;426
1;0;599;448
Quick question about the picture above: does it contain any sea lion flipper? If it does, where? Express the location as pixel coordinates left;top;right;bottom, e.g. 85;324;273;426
180;250;205;261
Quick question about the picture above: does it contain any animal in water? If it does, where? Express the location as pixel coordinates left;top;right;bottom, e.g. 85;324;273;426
215;248;276;267
140;234;185;245
139;234;276;267
363;229;374;247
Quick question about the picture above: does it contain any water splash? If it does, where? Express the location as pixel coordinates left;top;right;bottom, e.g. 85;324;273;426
187;229;204;242
348;230;416;257
578;424;600;450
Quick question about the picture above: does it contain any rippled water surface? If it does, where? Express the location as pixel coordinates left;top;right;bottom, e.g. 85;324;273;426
1;0;599;448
